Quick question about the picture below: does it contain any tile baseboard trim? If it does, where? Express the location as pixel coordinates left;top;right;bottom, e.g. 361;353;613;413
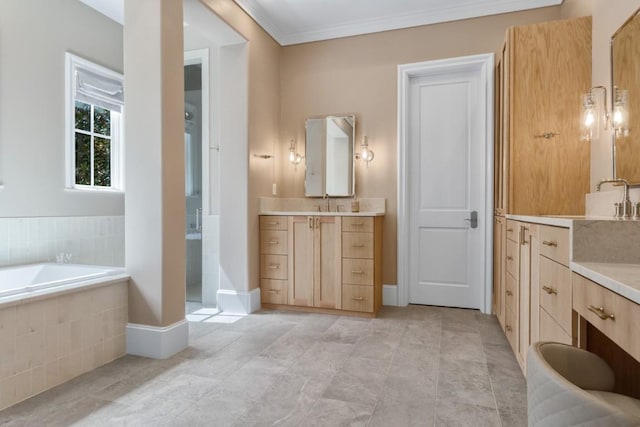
217;288;261;315
126;319;189;359
383;284;399;306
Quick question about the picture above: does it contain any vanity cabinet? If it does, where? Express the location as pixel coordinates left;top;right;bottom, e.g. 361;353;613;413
493;216;506;328
495;17;591;216
538;225;573;345
260;215;383;316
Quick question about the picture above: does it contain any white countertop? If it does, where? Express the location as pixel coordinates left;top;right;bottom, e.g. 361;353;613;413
571;261;640;305
506;214;618;228
260;211;384;217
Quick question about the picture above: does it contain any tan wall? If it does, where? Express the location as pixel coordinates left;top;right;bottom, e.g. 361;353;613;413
561;0;592;19
200;0;281;290
279;7;563;285
590;0;639;190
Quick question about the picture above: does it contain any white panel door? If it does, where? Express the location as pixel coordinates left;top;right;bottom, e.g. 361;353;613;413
408;67;485;309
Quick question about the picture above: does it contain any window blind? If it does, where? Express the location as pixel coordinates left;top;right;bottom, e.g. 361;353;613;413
75;68;124;113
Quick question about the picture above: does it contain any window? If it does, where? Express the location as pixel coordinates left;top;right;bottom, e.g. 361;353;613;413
65;53;123;191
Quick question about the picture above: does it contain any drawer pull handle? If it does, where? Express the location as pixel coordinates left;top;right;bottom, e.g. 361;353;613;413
268;240;279;245
542;240;558;247
542;285;557;295
351;296;364;301
587;305;615;320
506;256;513;261
505;325;512;332
268;289;280;294
352;243;365;248
351;222;364;226
351;270;364;274
506;290;513;296
268;264;280;269
268;221;279;226
507;228;514;232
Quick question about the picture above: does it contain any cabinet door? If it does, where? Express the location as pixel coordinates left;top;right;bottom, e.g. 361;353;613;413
289;216;314;307
314;216;342;309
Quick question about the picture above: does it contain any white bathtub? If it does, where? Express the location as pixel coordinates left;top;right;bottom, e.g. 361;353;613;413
0;262;127;304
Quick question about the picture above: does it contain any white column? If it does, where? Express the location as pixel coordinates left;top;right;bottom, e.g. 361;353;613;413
124;0;187;358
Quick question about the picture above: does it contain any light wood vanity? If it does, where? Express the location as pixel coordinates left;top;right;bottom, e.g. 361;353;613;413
259;214;383;317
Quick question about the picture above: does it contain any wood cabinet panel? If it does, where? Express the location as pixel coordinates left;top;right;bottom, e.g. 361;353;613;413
342;284;374;313
342;258;374;286
539;307;572;345
260;279;288;304
539;225;570;266
505;306;519;356
342;232;374;259
260;215;288;231
505;238;519;277
505;272;519;317
289;216;314;306
313;217;342;309
260;254;288;280
505;220;518;242
342;217;374;232
573;273;640;363
260;230;288;255
493;216;506;327
539;256;572;334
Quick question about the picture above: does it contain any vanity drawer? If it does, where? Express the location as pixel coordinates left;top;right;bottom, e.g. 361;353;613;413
504;306;519;355
506;220;519;242
539;307;572;345
539;225;569;266
342;217;374;232
342;232;373;259
260;216;288;231
260;279;288;304
505;238;519;277
342;258;374;286
260;230;288;255
539;257;571;334
505;272;519;316
260;254;287;280
342;284;374;312
573;273;640;362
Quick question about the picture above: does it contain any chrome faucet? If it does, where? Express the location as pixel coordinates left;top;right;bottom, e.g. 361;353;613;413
596;178;631;218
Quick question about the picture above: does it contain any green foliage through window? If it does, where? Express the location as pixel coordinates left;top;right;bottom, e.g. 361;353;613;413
74;102;112;187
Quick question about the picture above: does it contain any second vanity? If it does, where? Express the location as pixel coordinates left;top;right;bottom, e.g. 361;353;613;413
259;197;385;317
495;214;640;391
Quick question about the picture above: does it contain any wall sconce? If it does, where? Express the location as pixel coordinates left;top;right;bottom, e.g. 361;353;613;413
580;86;609;142
288;139;303;165
613;87;629;138
356;136;375;166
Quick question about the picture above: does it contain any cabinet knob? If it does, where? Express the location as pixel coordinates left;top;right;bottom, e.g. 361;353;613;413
505;325;512;332
506;256;513;261
506;290;513;296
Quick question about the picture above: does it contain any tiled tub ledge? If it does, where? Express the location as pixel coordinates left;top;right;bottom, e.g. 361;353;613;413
0;269;128;411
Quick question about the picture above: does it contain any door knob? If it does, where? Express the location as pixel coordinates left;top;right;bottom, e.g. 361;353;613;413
464;211;478;229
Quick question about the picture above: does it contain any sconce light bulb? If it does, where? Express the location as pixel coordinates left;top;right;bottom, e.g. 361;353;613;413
289;149;296;163
584;109;594;127
613;108;623;126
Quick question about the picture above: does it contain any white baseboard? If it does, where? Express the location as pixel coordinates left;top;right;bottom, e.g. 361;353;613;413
217;288;261;315
126;319;189;359
383;284;399;306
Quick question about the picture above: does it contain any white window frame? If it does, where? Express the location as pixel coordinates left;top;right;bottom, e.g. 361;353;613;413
65;53;124;192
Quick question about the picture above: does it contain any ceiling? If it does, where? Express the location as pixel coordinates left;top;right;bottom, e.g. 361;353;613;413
233;0;563;45
80;0;563;46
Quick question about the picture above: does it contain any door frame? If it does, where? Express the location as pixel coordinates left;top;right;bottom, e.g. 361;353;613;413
397;53;494;313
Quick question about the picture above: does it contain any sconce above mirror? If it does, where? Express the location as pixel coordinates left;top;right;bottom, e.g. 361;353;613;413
611;7;640;182
305;115;355;197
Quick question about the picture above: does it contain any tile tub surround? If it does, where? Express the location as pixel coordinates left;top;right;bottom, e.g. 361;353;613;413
0;306;526;426
0;280;128;411
0;216;125;268
259;196;386;214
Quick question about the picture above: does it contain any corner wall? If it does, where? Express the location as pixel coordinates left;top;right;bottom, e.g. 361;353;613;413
0;0;124;218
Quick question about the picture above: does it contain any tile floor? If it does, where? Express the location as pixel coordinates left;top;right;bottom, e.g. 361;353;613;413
0;305;527;426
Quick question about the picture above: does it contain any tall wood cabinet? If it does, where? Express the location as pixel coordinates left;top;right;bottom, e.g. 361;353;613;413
495;16;591;216
492;16;591;372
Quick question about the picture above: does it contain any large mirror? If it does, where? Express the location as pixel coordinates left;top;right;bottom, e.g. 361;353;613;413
305;115;355;197
612;7;640;182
